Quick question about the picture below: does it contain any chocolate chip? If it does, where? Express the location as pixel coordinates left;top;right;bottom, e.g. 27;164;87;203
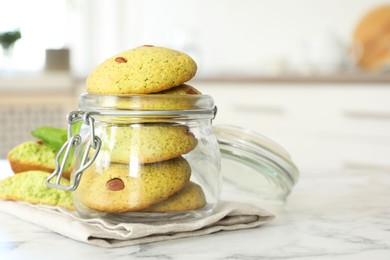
115;57;127;63
106;178;125;191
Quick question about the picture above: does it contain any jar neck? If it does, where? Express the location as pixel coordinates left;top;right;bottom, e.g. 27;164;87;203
78;107;217;125
78;93;215;111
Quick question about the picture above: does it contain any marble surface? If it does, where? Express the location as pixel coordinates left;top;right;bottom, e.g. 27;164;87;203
0;159;390;259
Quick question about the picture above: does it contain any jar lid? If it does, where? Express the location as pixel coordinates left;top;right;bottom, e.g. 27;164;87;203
213;125;299;200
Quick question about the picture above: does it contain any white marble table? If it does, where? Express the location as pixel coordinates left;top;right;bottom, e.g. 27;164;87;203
0;159;389;259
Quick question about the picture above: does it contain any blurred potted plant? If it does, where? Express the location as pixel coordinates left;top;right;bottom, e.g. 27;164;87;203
0;29;21;55
0;29;21;72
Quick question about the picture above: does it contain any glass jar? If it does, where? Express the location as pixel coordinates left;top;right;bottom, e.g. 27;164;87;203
47;94;221;221
47;93;299;222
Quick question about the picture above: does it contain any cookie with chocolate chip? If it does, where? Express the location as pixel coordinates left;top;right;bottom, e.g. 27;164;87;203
86;45;197;94
75;157;191;212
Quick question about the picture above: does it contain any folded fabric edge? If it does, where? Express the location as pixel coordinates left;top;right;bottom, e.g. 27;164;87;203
0;200;275;248
88;213;275;248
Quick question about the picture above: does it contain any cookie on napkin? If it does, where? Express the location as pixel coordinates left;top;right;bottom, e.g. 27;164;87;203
0;170;74;210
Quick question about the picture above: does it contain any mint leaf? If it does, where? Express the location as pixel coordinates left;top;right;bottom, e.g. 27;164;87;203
31;126;67;152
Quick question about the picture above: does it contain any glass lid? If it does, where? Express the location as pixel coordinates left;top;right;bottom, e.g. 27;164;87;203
213;125;299;201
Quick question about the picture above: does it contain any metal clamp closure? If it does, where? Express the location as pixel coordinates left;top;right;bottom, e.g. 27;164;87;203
46;111;101;191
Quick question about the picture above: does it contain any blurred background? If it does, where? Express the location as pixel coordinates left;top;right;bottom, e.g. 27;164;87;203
1;0;389;172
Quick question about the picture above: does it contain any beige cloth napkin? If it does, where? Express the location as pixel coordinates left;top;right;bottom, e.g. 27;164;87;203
0;200;274;248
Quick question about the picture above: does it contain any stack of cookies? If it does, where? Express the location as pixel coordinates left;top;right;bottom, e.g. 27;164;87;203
76;45;207;213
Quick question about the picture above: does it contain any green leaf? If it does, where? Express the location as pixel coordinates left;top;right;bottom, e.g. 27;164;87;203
31;126;68;152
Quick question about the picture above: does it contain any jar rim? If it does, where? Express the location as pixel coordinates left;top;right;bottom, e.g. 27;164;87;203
79;93;215;112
